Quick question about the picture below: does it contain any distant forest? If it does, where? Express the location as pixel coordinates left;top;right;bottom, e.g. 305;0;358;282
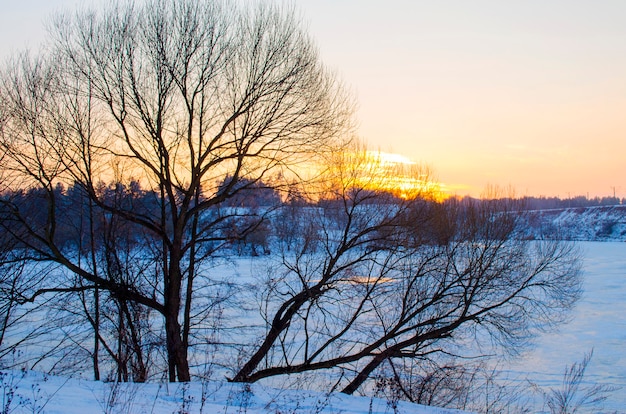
2;178;620;259
510;194;624;210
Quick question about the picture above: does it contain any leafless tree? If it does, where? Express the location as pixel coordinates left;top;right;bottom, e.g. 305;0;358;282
231;152;581;398
0;0;352;381
0;0;582;395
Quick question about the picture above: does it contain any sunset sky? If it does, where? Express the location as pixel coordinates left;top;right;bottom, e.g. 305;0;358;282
2;0;625;198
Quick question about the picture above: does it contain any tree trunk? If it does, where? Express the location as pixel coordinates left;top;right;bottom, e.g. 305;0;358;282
93;286;100;381
231;325;281;382
341;353;388;395
231;292;312;382
165;255;190;382
165;310;190;381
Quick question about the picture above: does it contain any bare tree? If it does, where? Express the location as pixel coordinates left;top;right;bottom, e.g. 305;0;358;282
0;0;351;381
0;0;581;394
231;152;581;398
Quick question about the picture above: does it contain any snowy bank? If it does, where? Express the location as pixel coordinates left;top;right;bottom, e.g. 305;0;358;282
522;205;626;241
0;370;472;414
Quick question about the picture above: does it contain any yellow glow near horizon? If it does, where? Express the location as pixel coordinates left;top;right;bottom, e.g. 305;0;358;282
355;151;449;200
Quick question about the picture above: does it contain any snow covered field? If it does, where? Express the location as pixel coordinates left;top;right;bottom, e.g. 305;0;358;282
0;369;470;414
0;242;624;413
505;241;626;412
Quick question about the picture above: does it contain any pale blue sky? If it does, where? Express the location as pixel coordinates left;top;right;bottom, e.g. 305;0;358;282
2;1;626;197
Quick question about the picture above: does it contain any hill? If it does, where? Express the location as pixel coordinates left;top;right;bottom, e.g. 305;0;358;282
521;205;626;241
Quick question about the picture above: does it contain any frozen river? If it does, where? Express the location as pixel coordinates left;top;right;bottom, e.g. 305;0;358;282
506;241;626;411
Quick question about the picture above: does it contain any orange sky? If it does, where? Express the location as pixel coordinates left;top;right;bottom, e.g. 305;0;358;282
296;1;626;198
2;0;625;198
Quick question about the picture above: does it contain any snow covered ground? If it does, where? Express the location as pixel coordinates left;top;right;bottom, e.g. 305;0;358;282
522;205;626;241
1;242;624;413
504;241;626;412
0;369;469;414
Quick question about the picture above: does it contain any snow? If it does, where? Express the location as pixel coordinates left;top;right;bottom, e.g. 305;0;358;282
522;205;626;241
503;241;626;412
3;220;626;412
0;369;470;414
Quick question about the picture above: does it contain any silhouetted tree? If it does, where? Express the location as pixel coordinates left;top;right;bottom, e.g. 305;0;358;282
231;153;581;397
0;0;351;381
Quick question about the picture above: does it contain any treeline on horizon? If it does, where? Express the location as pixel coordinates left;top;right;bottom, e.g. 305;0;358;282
2;177;619;258
505;194;624;210
4;178;621;216
5;178;623;209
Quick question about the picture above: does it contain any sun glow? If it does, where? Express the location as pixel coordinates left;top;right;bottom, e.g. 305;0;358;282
354;151;449;201
367;151;416;166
